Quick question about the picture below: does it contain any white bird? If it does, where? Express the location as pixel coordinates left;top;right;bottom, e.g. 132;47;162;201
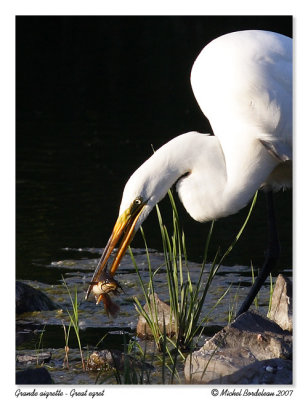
86;30;292;316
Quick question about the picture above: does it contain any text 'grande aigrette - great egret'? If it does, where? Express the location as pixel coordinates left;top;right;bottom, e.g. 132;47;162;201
85;30;292;317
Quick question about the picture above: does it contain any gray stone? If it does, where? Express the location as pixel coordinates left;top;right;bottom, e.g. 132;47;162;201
136;293;176;339
208;359;292;385
16;352;52;365
184;310;292;384
268;274;292;332
205;311;292;360
185;346;256;384
16;281;58;314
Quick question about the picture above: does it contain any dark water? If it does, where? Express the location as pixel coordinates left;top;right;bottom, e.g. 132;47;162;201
16;118;292;284
16;17;292;384
16;16;292;285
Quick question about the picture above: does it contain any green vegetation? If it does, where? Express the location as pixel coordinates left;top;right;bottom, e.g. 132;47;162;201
132;189;258;355
35;325;46;365
62;278;86;371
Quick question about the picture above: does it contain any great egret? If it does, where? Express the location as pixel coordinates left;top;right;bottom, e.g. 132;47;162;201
86;30;292;317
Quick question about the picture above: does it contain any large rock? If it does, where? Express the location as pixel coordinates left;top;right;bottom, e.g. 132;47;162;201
16;281;58;314
184;310;292;384
136;293;176;339
268;274;292;332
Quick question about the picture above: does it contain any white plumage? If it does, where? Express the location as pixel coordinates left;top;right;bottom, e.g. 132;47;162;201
86;30;292;312
120;31;292;226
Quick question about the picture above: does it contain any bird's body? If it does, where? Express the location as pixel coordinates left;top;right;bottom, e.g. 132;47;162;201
191;30;292;191
120;30;292;225
86;30;292;316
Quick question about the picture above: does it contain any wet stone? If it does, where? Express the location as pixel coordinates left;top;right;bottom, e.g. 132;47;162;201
184;310;292;384
16;351;52;365
207;358;292;385
136;293;176;339
268;274;292;332
16;281;58;314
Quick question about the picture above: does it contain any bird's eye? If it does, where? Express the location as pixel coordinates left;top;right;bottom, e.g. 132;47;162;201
134;197;142;206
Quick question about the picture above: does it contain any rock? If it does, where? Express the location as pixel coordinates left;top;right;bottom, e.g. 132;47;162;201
184;310;292;384
16;281;58;314
207;311;292;360
185;345;256;383
16;352;52;365
136;293;176;339
268;274;292;332
87;349;122;371
16;367;53;384
87;349;154;371
207;359;292;384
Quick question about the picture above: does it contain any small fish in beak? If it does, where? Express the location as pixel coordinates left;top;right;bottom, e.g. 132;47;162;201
98;293;120;318
90;270;123;317
85;197;146;315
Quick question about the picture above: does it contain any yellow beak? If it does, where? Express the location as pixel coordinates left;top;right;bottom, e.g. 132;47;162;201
85;202;145;300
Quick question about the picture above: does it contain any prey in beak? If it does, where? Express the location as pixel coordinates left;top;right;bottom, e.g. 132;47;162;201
85;196;145;315
90;269;124;317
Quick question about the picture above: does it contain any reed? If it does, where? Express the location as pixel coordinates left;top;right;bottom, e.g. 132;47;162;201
35;325;46;366
62;278;86;371
133;189;258;353
108;337;156;384
251;262;259;310
62;320;71;369
267;273;274;317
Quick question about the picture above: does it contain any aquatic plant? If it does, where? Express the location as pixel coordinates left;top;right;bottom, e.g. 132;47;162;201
227;265;274;323
267;273;274;317
251;261;259;309
133;189;258;353
62;279;86;371
35;325;46;366
61;320;71;369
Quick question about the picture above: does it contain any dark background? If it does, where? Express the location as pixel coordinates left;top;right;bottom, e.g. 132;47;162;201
16;16;292;283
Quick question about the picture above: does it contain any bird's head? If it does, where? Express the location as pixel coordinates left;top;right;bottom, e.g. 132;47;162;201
85;144;176;300
85;194;150;301
85;132;197;301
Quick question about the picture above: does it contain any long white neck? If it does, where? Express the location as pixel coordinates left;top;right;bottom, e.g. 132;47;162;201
176;132;278;221
121;131;278;223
